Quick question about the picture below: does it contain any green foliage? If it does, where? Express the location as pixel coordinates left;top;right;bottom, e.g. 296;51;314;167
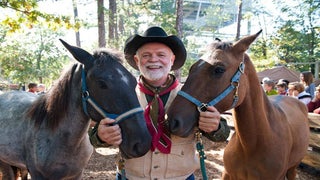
1;0;319;85
271;0;320;72
116;0;176;48
271;23;306;63
0;0;81;33
203;0;235;31
181;58;195;78
0;26;70;86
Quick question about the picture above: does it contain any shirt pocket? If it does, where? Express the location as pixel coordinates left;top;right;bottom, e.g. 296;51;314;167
165;140;199;178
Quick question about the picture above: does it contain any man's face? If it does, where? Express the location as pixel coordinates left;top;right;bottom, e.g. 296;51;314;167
134;42;175;82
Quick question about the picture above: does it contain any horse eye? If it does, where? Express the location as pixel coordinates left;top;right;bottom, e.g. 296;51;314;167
97;80;108;89
214;66;225;74
211;66;225;78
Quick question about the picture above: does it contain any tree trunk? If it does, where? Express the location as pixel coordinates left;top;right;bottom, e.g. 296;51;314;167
72;0;80;47
235;0;242;40
97;0;106;48
118;0;124;36
109;0;117;48
174;0;183;82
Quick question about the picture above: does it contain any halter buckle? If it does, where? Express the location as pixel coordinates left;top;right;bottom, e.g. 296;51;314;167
239;62;245;73
82;91;90;100
197;103;208;112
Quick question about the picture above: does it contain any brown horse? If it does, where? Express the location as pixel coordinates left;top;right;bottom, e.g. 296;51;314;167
167;31;310;179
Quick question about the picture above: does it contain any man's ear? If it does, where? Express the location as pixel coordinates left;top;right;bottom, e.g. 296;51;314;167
134;55;139;65
171;54;176;66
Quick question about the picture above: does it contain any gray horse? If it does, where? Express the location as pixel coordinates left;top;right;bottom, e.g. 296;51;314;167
0;40;151;179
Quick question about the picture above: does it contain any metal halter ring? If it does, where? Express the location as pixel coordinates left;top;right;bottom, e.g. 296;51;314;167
197;103;208;112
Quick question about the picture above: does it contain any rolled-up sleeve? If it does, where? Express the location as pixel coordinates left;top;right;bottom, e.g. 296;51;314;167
202;117;230;142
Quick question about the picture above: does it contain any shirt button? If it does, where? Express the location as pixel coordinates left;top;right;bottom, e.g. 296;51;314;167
154;178;158;180
153;165;159;169
154;151;159;154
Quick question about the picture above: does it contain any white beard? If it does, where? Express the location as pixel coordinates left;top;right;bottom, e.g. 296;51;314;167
139;63;172;81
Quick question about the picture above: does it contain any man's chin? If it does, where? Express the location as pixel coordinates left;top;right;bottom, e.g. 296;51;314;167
142;73;164;81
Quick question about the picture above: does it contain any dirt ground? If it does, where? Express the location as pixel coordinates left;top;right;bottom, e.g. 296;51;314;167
83;138;319;180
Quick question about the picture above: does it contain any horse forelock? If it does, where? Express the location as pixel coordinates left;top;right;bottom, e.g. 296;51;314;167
201;41;233;63
210;40;233;51
93;48;124;65
27;64;78;131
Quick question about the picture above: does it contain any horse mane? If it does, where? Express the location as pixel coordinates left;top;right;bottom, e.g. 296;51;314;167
26;64;78;131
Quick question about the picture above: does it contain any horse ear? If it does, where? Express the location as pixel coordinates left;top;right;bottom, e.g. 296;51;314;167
233;30;262;53
59;39;94;68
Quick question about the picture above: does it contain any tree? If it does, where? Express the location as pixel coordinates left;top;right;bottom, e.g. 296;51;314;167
0;26;69;86
272;0;320;72
97;0;106;47
72;0;81;47
174;0;184;80
109;0;118;48
0;0;80;33
235;0;243;40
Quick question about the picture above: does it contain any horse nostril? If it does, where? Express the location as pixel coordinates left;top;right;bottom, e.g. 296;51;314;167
132;135;151;157
169;118;181;134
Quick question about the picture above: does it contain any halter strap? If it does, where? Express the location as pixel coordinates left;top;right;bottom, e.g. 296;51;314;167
81;66;143;124
178;61;245;112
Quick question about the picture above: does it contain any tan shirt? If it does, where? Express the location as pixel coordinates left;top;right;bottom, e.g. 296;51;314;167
124;84;199;180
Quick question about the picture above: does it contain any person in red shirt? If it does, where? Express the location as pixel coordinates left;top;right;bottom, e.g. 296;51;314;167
307;85;320;114
27;83;38;94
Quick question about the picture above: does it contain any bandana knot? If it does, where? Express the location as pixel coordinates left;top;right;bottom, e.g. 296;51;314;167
138;75;179;154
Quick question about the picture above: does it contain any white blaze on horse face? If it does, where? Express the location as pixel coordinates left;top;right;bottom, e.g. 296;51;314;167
200;51;220;65
200;52;211;63
116;68;130;85
197;60;206;68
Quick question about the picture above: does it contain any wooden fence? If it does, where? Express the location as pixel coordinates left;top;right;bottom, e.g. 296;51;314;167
300;113;320;175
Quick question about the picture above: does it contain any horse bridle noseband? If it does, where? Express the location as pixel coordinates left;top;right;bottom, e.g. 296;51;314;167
178;61;245;112
80;66;143;124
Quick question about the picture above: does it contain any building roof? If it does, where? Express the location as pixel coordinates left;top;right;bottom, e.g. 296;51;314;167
257;66;300;83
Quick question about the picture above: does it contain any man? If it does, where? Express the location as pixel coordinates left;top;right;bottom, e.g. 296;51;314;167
89;26;230;180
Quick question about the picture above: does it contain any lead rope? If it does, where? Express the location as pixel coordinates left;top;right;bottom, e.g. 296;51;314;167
117;155;126;180
195;131;208;180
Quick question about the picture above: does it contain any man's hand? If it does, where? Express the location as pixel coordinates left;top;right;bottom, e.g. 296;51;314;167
198;106;220;133
97;118;122;145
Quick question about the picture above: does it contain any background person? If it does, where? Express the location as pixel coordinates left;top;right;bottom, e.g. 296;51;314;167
288;81;312;105
263;79;277;96
37;84;46;95
276;79;288;95
300;71;315;99
307;85;320;114
27;83;38;94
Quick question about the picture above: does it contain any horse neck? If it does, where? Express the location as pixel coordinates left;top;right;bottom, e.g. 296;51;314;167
232;65;273;149
57;67;91;145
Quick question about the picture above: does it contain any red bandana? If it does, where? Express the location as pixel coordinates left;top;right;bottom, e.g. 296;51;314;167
138;76;179;154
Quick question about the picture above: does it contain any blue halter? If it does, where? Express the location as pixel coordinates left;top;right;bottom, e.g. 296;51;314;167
81;66;143;124
178;61;245;112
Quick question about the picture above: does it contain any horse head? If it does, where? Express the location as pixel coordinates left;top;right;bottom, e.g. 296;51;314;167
167;31;262;137
60;40;151;158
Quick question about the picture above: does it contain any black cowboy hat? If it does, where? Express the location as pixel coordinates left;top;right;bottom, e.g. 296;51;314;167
124;26;187;70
